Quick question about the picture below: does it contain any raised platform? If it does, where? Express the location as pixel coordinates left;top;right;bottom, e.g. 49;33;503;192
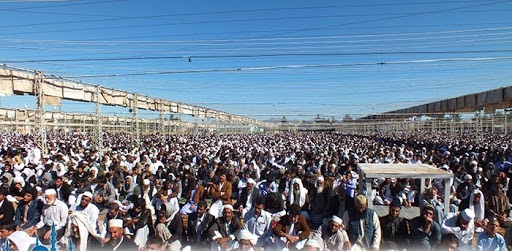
373;205;420;220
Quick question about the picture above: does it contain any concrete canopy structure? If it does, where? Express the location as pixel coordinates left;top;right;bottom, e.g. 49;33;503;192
358;86;512;121
357;163;453;214
0;65;260;125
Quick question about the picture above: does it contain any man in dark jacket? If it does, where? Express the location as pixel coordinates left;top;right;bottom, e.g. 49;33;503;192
186;200;215;249
0;187;14;226
324;184;354;219
379;197;410;249
409;204;441;251
234;178;259;218
14;187;42;230
208;205;243;251
50;176;73;206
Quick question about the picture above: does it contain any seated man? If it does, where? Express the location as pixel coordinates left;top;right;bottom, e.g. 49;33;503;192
235;178;258;218
145;235;166;251
243;196;273;250
7;231;36;251
236;229;258;251
208;205;243;251
409;204;441;251
312;215;351;251
100;201;124;239
184;200;216;250
379;197;410;249
29;189;68;245
476;216;507;251
68;192;102;251
440;208;475;251
14;187;42;230
95;219;138;251
272;204;310;251
342;194;381;251
155;201;183;251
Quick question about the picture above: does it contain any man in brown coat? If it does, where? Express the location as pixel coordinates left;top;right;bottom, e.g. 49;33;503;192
273;204;310;250
208;169;233;217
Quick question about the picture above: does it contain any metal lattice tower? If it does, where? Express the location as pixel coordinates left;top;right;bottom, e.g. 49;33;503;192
93;85;103;158
132;93;140;147
34;72;47;156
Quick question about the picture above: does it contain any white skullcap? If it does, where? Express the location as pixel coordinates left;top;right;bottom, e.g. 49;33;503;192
464;174;472;180
237;229;258;246
330;215;343;225
13;176;24;184
113;200;123;208
45;189;57;196
108;219;124;229
143;179;150;185
305;238;322;250
8;231;36;251
82;191;93;199
247;178;256;185
223;204;234;211
461;209;475;222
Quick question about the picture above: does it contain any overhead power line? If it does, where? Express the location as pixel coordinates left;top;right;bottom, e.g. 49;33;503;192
3;49;512;63
52;56;512;79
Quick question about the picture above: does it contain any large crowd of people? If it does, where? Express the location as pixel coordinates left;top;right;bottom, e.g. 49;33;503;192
0;129;510;251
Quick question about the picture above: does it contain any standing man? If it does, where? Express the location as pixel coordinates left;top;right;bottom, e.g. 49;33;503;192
342;194;381;251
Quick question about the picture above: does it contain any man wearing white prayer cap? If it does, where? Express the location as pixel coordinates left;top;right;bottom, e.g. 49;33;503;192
303;238;324;251
312;215;350;251
440;208;475;250
208;203;243;251
7;231;36;251
235;177;258;218
67;191;100;251
100;219;138;251
236;229;258;251
27;188;68;244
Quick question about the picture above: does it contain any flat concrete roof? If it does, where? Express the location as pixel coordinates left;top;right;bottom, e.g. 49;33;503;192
358;163;453;179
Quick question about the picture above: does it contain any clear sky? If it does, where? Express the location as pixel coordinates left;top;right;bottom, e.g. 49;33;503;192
0;0;511;121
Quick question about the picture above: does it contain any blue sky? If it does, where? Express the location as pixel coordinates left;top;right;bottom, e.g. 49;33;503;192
0;0;511;121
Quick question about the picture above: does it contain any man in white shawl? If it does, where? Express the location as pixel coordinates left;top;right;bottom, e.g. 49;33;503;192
66;191;102;251
288;178;309;220
469;189;486;232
